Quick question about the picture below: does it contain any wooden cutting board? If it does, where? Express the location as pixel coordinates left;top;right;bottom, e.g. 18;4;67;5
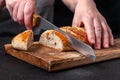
4;38;120;72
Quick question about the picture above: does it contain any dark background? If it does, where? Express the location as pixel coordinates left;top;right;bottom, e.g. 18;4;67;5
0;0;120;80
54;0;73;27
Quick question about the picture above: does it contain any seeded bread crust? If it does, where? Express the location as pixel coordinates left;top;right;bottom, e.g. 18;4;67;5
39;26;89;51
60;26;89;45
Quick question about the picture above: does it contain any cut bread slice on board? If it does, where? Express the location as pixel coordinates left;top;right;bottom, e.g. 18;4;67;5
11;30;33;51
39;26;89;51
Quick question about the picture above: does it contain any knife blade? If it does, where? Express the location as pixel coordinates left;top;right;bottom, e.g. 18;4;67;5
33;14;96;61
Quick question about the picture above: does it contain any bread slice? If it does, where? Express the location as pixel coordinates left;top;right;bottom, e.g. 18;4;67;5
11;30;33;51
39;26;89;51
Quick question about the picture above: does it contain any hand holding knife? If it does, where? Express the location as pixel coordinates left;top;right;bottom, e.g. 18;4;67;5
32;14;96;61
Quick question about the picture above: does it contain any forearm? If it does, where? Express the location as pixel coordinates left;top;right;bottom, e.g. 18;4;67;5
62;0;96;12
62;0;77;12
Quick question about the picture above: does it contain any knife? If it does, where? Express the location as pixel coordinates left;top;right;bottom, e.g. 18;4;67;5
32;14;96;61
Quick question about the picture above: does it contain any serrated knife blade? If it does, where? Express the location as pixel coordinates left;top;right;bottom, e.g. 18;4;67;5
33;15;96;61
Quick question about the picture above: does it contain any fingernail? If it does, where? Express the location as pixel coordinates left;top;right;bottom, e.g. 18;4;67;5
111;41;114;46
14;18;17;22
104;43;109;48
91;39;95;44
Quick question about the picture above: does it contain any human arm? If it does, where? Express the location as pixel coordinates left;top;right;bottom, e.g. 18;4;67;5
5;0;36;29
62;0;114;49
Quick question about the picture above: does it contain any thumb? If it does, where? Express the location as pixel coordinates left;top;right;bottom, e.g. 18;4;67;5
26;26;32;30
72;11;82;27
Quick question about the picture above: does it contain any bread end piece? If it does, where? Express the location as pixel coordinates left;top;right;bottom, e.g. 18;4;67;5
11;30;33;51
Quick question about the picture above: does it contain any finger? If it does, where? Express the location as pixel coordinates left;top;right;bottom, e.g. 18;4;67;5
17;1;25;25
83;17;95;45
101;21;109;48
107;25;114;46
24;1;35;30
12;3;19;22
72;10;81;27
93;18;102;49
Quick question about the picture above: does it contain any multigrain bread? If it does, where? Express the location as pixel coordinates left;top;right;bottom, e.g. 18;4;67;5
11;30;33;51
39;26;89;51
60;27;89;44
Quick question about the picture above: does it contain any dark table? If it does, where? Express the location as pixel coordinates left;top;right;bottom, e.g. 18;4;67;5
0;18;120;80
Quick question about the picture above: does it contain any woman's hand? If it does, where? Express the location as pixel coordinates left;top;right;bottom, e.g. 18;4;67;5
5;0;36;29
63;0;114;49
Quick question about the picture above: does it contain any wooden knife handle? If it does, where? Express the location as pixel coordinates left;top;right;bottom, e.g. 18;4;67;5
32;14;40;27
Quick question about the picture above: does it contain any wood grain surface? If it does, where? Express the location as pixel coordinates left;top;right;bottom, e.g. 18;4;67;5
4;39;120;71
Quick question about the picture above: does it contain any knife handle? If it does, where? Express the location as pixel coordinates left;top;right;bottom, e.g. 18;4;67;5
32;14;40;27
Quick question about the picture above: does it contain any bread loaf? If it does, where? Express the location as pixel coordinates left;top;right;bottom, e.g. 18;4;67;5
39;26;89;51
11;30;33;51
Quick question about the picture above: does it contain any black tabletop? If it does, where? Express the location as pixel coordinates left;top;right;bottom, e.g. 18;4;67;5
0;18;120;80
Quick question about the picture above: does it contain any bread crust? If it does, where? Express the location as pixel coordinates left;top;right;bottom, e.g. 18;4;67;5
39;29;73;51
60;26;89;45
11;30;33;51
39;26;89;51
